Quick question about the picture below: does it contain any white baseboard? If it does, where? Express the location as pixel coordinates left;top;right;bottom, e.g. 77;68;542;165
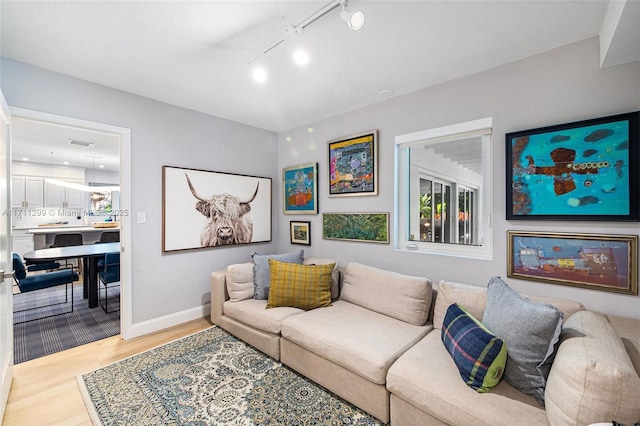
123;303;211;340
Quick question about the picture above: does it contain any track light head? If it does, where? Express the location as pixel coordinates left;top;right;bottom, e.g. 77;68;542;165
340;4;365;31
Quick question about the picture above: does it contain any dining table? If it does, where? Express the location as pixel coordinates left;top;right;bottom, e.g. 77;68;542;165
23;242;120;309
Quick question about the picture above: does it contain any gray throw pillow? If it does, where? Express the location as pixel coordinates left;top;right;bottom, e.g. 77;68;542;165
252;250;304;299
482;276;562;405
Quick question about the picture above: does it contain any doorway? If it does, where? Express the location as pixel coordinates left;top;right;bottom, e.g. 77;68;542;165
8;108;131;361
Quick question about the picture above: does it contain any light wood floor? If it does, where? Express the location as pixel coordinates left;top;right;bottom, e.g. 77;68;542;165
3;317;213;426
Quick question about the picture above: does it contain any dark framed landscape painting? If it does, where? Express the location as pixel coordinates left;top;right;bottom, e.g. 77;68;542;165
283;162;318;214
506;111;639;221
328;130;378;197
507;231;638;295
162;165;272;252
290;221;311;245
322;212;388;243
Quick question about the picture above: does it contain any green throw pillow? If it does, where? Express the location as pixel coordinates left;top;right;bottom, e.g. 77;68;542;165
441;303;507;393
266;259;334;310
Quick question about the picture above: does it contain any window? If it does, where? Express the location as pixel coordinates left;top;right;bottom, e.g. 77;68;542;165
395;118;493;259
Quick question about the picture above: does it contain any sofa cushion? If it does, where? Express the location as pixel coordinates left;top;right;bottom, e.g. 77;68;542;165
441;303;506;392
433;280;585;330
340;262;431;326
226;263;254;302
303;257;340;299
252;250;304;300
266;260;333;310
387;331;548;425
482;277;563;405
223;299;304;335
545;311;640;425
434;280;487;330
281;300;431;384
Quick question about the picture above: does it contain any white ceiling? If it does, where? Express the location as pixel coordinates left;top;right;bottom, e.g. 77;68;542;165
2;1;639;168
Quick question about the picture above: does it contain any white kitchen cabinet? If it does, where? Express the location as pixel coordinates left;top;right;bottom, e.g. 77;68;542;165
44;179;86;209
12;229;34;257
11;176;44;208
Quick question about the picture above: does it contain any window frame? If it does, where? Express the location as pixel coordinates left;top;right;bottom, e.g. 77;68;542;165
394;117;493;259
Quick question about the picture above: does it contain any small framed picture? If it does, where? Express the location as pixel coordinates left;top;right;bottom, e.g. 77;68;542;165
290;221;311;245
328;130;378;197
283;162;318;214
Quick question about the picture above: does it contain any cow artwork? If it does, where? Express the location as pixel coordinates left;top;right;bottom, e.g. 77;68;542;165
185;173;259;247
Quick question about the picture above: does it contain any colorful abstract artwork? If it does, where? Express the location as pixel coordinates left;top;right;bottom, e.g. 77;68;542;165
328;131;378;197
507;231;637;295
283;163;318;214
506;111;639;221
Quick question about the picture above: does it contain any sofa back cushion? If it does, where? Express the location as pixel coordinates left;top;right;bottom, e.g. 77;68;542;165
303;257;340;299
226;262;254;302
545;311;640;425
433;280;585;330
341;262;432;326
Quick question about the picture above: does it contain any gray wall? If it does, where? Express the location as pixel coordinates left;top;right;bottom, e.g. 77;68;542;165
277;37;640;319
1;58;278;323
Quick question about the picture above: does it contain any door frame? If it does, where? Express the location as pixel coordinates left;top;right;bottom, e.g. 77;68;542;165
9;107;133;339
0;89;14;424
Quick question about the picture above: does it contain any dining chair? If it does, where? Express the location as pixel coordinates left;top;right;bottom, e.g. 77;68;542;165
98;252;120;314
98;231;120;243
12;253;79;323
51;233;84;273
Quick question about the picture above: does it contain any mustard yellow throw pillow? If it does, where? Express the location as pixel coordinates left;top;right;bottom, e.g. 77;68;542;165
266;259;334;310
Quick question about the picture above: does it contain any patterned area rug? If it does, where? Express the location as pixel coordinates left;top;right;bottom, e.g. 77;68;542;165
14;282;120;363
78;327;384;425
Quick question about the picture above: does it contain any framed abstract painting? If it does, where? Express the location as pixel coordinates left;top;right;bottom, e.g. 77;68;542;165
328;130;378;197
506;111;639;221
283;162;318;214
507;231;638;295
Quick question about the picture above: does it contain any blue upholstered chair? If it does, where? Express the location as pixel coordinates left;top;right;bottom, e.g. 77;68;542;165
12;253;79;323
98;252;120;313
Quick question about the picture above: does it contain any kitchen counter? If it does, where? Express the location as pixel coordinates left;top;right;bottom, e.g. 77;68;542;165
25;225;120;249
27;225;119;234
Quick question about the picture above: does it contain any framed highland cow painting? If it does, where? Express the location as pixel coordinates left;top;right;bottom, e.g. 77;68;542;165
162;165;272;253
506;111;639;221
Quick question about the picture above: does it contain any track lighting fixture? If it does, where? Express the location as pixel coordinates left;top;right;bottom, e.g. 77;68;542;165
340;4;365;31
249;0;364;83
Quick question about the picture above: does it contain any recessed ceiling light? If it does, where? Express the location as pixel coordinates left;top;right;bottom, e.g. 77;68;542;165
63;161;70;165
22;157;29;161
66;139;95;148
378;89;394;98
99;165;105;168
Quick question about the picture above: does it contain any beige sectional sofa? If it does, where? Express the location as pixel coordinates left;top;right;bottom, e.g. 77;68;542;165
211;260;640;425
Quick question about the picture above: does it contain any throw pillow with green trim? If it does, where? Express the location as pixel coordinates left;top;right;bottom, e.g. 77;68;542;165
266;259;334;310
441;303;507;392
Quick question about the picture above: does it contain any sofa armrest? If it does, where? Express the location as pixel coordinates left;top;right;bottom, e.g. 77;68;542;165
210;269;229;325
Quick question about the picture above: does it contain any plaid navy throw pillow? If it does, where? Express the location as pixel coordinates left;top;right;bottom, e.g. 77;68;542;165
441;303;507;392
